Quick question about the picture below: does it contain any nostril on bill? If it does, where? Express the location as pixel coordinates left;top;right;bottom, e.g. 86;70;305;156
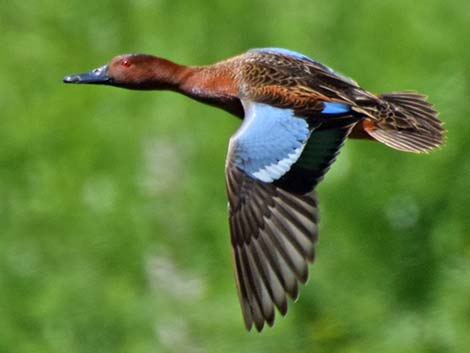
63;75;80;83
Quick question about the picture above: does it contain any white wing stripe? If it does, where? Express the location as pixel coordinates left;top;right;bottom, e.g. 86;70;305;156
253;146;305;182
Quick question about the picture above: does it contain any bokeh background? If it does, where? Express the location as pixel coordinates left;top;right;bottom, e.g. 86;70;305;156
1;1;469;352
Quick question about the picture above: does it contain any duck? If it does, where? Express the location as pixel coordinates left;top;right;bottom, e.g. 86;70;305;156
64;47;445;332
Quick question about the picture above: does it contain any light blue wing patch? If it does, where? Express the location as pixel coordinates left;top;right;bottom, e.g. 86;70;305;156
229;101;310;183
322;102;351;114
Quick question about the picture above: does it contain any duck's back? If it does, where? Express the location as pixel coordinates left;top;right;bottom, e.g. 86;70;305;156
233;48;368;112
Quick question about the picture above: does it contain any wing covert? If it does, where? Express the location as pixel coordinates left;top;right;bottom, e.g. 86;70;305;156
228;101;311;183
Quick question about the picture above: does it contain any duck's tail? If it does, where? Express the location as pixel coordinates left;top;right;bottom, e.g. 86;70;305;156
354;91;445;153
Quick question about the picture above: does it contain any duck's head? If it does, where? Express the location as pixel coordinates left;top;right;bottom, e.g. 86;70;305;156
63;54;182;90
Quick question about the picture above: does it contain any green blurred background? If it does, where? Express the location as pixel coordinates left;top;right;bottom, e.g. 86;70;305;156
1;1;469;352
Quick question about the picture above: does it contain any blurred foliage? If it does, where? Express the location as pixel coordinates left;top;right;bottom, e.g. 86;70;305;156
1;0;469;352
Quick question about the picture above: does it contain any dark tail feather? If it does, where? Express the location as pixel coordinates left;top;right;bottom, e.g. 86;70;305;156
361;91;445;153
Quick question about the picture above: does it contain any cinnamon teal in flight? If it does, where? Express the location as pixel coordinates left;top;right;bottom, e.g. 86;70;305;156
64;48;445;331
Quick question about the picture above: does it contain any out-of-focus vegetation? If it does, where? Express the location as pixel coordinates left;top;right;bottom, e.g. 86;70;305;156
1;1;469;352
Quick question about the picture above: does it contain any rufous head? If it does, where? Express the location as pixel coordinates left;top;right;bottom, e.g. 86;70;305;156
63;54;179;90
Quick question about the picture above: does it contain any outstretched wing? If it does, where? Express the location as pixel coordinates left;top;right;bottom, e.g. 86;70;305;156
226;163;319;331
226;101;355;331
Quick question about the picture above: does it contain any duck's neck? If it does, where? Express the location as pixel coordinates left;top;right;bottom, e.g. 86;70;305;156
148;57;243;117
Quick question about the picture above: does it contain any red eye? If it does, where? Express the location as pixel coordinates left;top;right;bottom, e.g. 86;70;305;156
121;60;131;67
